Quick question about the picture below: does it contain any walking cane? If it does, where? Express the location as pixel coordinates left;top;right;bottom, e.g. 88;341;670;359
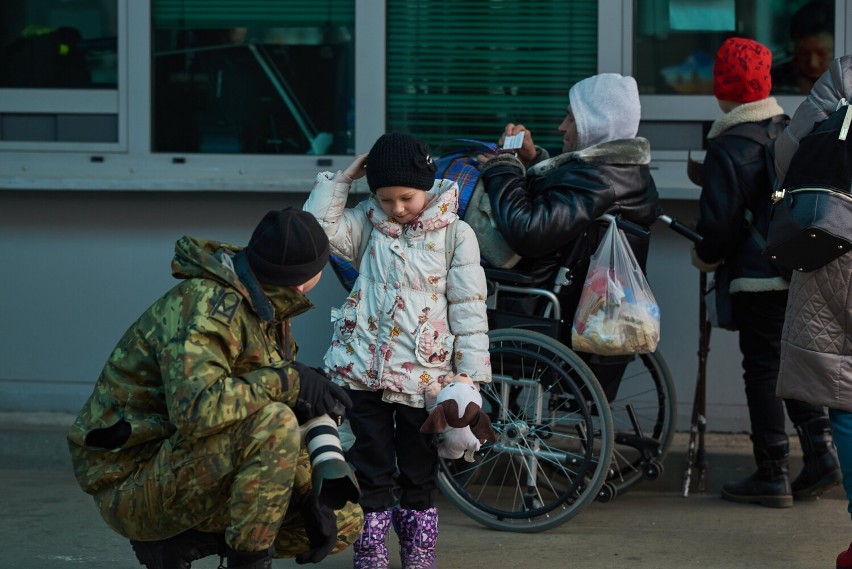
682;150;709;497
683;270;710;497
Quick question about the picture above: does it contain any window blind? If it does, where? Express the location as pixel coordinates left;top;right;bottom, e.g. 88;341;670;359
387;0;597;151
152;0;354;28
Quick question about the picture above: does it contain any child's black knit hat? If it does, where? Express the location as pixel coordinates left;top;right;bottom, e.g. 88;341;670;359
366;132;436;193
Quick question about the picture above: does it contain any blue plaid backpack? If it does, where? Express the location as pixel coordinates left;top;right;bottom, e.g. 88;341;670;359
329;140;498;292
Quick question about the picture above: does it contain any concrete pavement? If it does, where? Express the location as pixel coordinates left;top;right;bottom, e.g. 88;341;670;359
2;412;850;569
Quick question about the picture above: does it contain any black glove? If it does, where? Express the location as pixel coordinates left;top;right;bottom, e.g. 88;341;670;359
295;490;338;564
290;362;353;423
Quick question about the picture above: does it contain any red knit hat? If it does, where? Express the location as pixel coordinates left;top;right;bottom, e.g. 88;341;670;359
713;38;772;103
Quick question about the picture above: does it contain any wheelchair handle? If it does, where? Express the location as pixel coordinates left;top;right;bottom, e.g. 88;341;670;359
598;213;651;237
658;214;703;243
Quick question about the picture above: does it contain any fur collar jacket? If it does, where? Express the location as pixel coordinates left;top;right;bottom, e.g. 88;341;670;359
693;97;791;293
478;137;658;340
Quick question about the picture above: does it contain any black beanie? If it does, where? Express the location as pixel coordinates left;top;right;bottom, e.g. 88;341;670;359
366;132;437;193
244;208;330;286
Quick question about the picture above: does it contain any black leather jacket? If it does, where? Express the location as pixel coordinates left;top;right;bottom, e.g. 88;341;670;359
694;114;791;292
479;138;659;328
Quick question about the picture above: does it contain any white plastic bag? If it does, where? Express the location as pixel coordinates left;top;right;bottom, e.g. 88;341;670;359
571;219;660;355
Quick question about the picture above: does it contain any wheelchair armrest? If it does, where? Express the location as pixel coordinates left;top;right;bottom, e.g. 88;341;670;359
483;267;538;286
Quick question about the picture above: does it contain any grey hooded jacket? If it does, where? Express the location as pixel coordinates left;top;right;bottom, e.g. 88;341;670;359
775;54;852;412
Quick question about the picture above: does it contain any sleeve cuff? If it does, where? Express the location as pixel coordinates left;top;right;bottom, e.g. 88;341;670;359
479;153;526;177
691;248;722;272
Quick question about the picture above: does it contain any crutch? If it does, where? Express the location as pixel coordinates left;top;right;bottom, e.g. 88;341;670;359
682;271;710;496
656;211;708;496
680;150;709;496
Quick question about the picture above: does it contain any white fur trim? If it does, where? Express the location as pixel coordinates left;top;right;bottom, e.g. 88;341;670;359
707;98;785;139
730;276;789;294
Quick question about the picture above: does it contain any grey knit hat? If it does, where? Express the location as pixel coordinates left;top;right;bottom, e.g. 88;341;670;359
366;132;437;192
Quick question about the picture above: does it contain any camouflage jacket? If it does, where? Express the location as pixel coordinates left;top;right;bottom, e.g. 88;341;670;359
67;236;312;494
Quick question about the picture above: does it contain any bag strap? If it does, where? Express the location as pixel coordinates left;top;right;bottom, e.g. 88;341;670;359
445;219;458;268
356;216;373;264
725;116;788;252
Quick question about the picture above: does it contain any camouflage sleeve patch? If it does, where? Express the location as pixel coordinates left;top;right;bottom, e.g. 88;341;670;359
209;291;242;325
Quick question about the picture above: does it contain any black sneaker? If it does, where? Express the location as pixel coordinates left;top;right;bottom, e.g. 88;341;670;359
130;529;226;569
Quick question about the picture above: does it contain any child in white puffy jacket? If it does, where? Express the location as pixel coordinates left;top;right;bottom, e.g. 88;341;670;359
303;132;491;569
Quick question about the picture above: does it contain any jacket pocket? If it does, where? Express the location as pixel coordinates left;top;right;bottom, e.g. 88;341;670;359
414;319;454;367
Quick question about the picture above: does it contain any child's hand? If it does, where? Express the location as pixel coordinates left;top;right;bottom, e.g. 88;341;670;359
343;153;369;181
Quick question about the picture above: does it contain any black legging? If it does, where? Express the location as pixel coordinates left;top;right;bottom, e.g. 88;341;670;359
344;389;438;512
732;289;826;449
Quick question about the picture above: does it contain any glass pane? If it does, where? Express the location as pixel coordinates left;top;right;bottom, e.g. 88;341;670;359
633;0;835;96
0;0;118;88
387;0;597;153
152;0;354;155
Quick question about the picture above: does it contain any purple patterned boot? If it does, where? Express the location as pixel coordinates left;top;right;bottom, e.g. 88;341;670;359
353;509;393;569
393;507;438;569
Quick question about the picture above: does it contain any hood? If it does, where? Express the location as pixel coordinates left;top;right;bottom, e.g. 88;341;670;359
171;236;314;322
171;236;245;291
569;73;641;150
358;178;460;239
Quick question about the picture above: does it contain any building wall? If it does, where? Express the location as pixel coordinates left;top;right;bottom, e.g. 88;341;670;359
0;190;750;432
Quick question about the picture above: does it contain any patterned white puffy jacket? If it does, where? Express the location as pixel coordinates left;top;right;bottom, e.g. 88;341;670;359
304;172;491;408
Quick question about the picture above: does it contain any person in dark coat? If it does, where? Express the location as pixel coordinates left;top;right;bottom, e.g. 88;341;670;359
477;72;659;400
693;37;839;509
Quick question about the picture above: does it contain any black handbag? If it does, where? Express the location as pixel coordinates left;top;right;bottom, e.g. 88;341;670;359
764;188;852;272
764;104;852;272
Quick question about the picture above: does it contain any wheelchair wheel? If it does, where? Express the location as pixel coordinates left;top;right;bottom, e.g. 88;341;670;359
437;328;614;533
606;351;677;495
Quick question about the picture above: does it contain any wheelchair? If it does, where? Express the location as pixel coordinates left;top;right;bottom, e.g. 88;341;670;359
436;218;677;533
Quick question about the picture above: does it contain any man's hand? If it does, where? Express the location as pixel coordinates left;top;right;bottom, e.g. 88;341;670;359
290;362;353;423
295;490;338;564
500;122;537;165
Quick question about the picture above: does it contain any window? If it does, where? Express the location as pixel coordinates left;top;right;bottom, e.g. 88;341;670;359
151;0;355;155
386;0;597;152
633;0;836;97
0;0;119;144
0;0;117;89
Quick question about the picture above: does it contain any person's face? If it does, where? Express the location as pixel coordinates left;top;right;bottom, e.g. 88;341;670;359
375;186;429;224
297;271;323;294
558;106;578;153
793;32;834;82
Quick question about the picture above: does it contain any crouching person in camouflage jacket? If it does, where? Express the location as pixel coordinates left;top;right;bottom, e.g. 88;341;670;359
67;208;363;569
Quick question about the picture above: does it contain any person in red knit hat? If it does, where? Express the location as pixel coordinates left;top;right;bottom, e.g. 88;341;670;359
692;37;841;508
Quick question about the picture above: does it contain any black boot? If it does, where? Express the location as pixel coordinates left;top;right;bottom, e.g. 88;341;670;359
130;529;226;569
226;546;274;569
792;417;842;500
721;440;793;508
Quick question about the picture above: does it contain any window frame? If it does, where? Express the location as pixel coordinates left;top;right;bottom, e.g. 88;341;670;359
1;0;851;192
0;0;380;192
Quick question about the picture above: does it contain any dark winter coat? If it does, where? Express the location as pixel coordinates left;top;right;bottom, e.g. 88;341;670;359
692;97;791;294
479;138;659;336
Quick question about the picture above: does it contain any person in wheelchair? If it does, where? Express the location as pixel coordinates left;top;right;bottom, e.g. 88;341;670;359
476;72;659;402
